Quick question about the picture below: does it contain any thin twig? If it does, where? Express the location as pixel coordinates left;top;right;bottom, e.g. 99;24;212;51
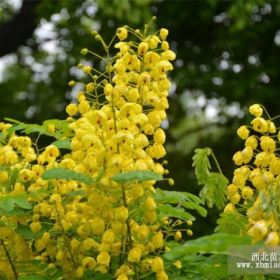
0;239;18;279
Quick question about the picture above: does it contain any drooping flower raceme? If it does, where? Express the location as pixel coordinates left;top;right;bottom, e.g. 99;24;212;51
0;22;179;280
225;104;280;246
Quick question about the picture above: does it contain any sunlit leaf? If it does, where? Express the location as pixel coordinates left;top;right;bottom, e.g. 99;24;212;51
112;170;163;183
42;168;95;185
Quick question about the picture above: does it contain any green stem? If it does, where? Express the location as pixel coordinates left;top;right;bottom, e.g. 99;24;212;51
121;185;140;280
54;205;77;269
210;152;223;176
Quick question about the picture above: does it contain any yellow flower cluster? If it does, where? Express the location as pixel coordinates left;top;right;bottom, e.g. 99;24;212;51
225;104;280;246
0;22;178;279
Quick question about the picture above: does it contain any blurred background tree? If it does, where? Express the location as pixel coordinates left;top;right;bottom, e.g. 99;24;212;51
1;0;279;235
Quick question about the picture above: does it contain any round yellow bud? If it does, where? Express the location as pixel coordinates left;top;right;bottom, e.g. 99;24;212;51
97;251;111;266
66;103;78;116
68;80;75;87
81;48;88;55
116;27;128;41
249;104;263;117
237;125;250;140
83;66;91;74
159;28;169;40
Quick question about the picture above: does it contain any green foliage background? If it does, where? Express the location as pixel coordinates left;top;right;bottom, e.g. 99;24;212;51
1;0;280;236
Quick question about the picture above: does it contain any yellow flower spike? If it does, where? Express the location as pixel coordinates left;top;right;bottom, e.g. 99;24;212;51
156;270;169;280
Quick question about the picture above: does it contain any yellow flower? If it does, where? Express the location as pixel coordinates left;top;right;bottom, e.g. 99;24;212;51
251;117;268;133
265;232;279;246
173;260;182;269
241;187;254;200
260;136;276;153
159;28;169;40
82;257;97;269
128;247;142;263
247;220;268;241
97;251;111;266
151;257;164;272
237;125;250;140
30;222;42;233
249;104;263;117
117;27;128;41
138;42;149;55
115;206;129;222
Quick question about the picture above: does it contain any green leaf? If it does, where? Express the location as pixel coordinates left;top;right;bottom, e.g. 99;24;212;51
13;195;32;209
192;148;212;185
51;139;71;150
155;189;207;217
199;172;228;210
0;194;32;214
16;224;34;240
157;204;195;221
42;168;95;185
164;233;251;261
112;170;163;183
167;254;229;280
4;117;21;124
216;212;248;234
0;196;15;212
